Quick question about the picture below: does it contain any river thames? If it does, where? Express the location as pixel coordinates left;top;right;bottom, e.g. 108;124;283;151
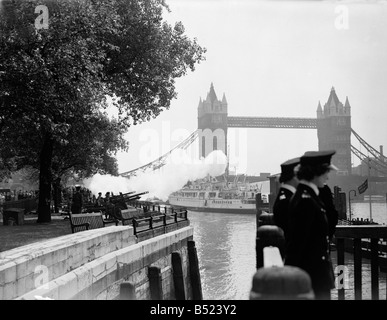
188;201;387;300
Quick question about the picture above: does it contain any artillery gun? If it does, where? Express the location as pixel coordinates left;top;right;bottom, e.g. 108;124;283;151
104;191;149;220
110;191;149;207
125;191;149;202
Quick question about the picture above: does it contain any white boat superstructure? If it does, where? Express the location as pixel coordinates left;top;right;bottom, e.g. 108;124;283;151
168;175;269;214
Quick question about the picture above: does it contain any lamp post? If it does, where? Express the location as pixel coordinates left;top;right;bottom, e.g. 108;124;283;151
367;157;372;222
348;189;356;222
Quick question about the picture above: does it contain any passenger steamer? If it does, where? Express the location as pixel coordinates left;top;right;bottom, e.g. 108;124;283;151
168;174;269;214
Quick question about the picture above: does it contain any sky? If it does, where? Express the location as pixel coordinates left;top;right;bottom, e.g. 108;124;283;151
114;0;387;180
2;0;386;198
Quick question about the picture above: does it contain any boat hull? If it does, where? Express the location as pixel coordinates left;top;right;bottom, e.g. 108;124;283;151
168;187;270;215
170;204;268;214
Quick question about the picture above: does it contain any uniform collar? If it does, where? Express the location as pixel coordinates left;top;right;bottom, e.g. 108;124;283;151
281;183;297;194
299;180;319;196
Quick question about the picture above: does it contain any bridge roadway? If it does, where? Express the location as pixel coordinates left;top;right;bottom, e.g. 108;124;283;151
120;115;387;178
227;116;317;129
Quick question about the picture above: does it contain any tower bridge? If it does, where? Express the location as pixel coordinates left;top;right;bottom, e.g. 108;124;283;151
120;84;386;180
197;83;353;175
227;116;317;129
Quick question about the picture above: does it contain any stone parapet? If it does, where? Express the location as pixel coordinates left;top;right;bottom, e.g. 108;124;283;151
0;226;135;300
14;226;194;300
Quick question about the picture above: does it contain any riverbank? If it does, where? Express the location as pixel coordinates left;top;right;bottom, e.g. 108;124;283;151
1;209;386;300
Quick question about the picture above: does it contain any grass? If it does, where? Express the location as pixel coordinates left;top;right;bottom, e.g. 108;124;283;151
0;213;72;252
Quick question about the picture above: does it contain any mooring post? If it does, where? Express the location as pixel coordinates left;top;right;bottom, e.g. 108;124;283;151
172;252;186;300
258;212;275;227
250;265;314;300
148;266;163;300
119;282;136;300
188;240;203;300
256;225;285;269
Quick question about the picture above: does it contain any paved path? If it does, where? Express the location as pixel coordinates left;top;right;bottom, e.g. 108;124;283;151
0;212;72;252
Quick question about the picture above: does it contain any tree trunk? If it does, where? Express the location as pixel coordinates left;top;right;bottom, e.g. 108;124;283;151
53;177;62;214
37;134;54;223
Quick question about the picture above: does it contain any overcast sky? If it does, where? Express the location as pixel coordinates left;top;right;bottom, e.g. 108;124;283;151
115;0;387;176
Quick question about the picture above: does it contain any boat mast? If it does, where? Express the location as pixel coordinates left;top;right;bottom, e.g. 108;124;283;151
226;143;230;178
222;144;230;188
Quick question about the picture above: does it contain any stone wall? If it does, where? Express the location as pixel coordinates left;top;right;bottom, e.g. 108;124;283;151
0;226;136;300
2;225;195;300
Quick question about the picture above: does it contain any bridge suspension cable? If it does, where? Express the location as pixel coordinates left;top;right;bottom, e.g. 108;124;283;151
351;129;387;162
351;145;387;175
119;130;199;178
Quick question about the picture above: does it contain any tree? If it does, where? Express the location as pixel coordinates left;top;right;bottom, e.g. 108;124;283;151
49;112;128;213
0;0;205;222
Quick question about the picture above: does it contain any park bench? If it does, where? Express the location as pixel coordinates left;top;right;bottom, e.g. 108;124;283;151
3;207;25;225
68;212;118;233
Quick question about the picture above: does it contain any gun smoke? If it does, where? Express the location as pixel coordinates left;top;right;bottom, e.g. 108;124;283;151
83;149;228;201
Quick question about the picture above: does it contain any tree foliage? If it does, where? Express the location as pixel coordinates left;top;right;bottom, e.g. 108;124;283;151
0;0;206;222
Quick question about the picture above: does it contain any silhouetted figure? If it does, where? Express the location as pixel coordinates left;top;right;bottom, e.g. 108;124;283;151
71;185;83;214
273;157;300;244
318;184;338;242
285;150;338;300
96;192;103;206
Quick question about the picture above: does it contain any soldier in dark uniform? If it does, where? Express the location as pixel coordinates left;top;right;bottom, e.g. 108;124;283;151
285;150;338;300
71;185;83;214
319;184;339;242
96;192;103;206
272;157;300;243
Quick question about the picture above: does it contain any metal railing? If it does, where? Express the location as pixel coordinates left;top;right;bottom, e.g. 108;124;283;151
127;201;180;215
334;225;387;300
253;212;387;300
131;209;188;235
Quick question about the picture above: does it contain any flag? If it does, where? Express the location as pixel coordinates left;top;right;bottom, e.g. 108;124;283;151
358;179;368;194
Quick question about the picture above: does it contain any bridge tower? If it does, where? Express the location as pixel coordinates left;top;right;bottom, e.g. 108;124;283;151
198;83;228;158
317;87;352;174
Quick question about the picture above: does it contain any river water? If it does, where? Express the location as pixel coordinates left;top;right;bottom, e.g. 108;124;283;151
188;201;387;300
